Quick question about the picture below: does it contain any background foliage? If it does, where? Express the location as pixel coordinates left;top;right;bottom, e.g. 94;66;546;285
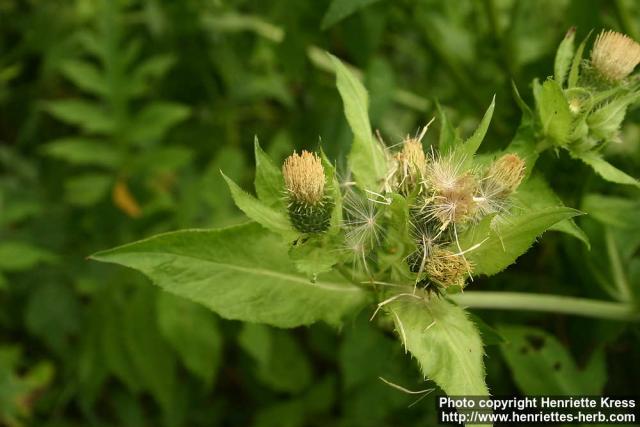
1;0;639;425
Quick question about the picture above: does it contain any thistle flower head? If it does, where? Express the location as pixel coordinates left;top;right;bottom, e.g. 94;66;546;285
590;30;640;81
392;137;427;194
384;125;430;194
421;152;477;227
486;154;526;195
425;248;471;287
283;151;326;205
474;154;525;217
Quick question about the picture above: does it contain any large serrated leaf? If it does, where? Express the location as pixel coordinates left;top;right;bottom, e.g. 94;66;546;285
330;54;386;190
515;175;589;248
461;207;582;276
91;222;367;328
388;296;488;396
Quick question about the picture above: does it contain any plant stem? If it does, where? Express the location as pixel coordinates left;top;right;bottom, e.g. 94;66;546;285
451;291;639;322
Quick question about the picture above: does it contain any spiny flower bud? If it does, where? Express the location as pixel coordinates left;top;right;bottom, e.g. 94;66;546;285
393;137;427;194
283;151;333;233
590;30;640;81
486;154;526;197
425;248;470;288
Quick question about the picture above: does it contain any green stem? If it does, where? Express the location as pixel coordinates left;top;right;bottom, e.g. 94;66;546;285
451;291;639;322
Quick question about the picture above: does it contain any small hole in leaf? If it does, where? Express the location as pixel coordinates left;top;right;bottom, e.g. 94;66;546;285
553;362;561;371
525;334;545;351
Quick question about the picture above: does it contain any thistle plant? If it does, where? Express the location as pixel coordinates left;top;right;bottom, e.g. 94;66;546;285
91;47;640;416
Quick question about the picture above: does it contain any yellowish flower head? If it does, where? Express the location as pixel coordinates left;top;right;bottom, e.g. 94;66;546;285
591;30;640;81
487;153;526;195
426;248;471;287
282;151;325;205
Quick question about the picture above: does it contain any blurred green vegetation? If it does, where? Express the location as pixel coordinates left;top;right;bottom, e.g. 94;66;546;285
1;0;639;426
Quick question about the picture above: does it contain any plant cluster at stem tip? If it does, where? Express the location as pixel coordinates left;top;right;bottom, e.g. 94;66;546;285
282;129;526;296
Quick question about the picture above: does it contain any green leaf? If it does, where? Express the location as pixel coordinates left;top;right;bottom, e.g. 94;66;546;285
222;172;296;238
64;173;112;207
320;150;343;234
573;151;640;188
582;194;640;229
388;296;488;396
460;95;495;163
128;54;176;96
0;346;54;426
156;292;222;386
436;101;461;154
568;32;591;88
238;323;312;393
499;325;606;395
127;102;190;143
321;0;382;30
460;206;582;276
0;242;56;272
123;286;176;411
515;175;590;248
329;54;386;190
42;138;121;168
43;99;115;134
554;27;575;87
91;222;367;328
254;138;285;208
586;92;640;142
535;79;572;145
289;234;341;277
59;59;108;96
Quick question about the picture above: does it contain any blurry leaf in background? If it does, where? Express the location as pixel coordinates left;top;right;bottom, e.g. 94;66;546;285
499;325;606;395
157;292;222;386
41;138;121;169
321;0;382;30
64;173;113;207
0;347;54;427
43;100;115;135
582;194;640;230
251;376;336;427
239;323;312;394
0;242;55;272
25;282;80;354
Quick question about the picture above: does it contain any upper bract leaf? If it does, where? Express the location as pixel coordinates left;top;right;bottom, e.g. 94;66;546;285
91;222;368;328
254;138;285;208
460;95;495;165
329;54;386;191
